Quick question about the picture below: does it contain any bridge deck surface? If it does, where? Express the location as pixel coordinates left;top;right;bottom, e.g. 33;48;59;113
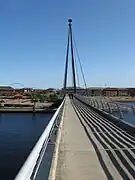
55;97;107;180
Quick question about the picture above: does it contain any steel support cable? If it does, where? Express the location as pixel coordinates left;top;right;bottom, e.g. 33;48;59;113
63;29;70;89
69;22;76;93
74;53;80;88
73;36;88;92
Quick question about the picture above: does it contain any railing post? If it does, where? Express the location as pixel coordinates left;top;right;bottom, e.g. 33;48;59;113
116;103;123;119
86;97;89;104
131;105;135;116
33;102;36;112
106;102;113;114
86;97;91;106
89;98;92;106
95;99;99;109
100;100;104;111
93;99;96;107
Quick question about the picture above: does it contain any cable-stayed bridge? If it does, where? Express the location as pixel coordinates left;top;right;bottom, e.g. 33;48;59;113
15;19;135;180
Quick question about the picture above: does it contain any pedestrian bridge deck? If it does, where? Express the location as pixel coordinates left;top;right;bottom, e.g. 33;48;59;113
50;96;107;180
50;96;135;180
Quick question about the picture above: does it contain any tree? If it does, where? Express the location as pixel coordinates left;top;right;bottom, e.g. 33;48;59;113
30;93;38;103
37;94;47;102
48;93;58;102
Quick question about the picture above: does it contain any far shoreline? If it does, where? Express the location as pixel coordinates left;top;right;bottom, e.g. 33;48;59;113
108;97;135;103
0;108;56;113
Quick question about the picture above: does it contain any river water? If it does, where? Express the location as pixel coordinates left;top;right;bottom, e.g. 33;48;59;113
113;102;135;125
0;102;135;180
0;113;53;180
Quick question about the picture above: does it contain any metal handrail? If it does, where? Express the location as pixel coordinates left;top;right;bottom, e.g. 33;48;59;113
15;98;65;180
75;94;135;120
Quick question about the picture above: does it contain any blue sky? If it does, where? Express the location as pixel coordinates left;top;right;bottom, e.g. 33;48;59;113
0;0;135;88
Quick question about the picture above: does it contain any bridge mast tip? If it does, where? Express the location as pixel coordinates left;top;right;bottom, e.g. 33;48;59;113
68;19;72;24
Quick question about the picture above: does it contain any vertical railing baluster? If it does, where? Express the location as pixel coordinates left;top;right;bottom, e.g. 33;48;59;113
131;105;135;116
89;98;92;106
91;98;93;107
93;99;96;107
95;99;99;109
106;102;113;114
100;100;104;111
116;103;123;119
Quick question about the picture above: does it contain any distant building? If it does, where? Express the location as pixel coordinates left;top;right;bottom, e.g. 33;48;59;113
45;88;57;93
14;88;33;94
118;88;128;96
23;88;32;93
102;88;119;96
0;86;14;95
62;87;87;95
88;87;103;96
32;89;43;93
127;88;135;97
60;87;135;97
102;88;129;97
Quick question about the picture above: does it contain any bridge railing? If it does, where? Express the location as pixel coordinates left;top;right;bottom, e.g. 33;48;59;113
74;94;135;123
15;98;65;180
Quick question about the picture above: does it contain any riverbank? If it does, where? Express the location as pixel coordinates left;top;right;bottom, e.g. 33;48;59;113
108;96;135;102
0;98;62;113
0;108;56;113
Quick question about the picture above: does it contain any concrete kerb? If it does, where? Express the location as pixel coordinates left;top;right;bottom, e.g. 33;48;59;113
48;100;66;180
